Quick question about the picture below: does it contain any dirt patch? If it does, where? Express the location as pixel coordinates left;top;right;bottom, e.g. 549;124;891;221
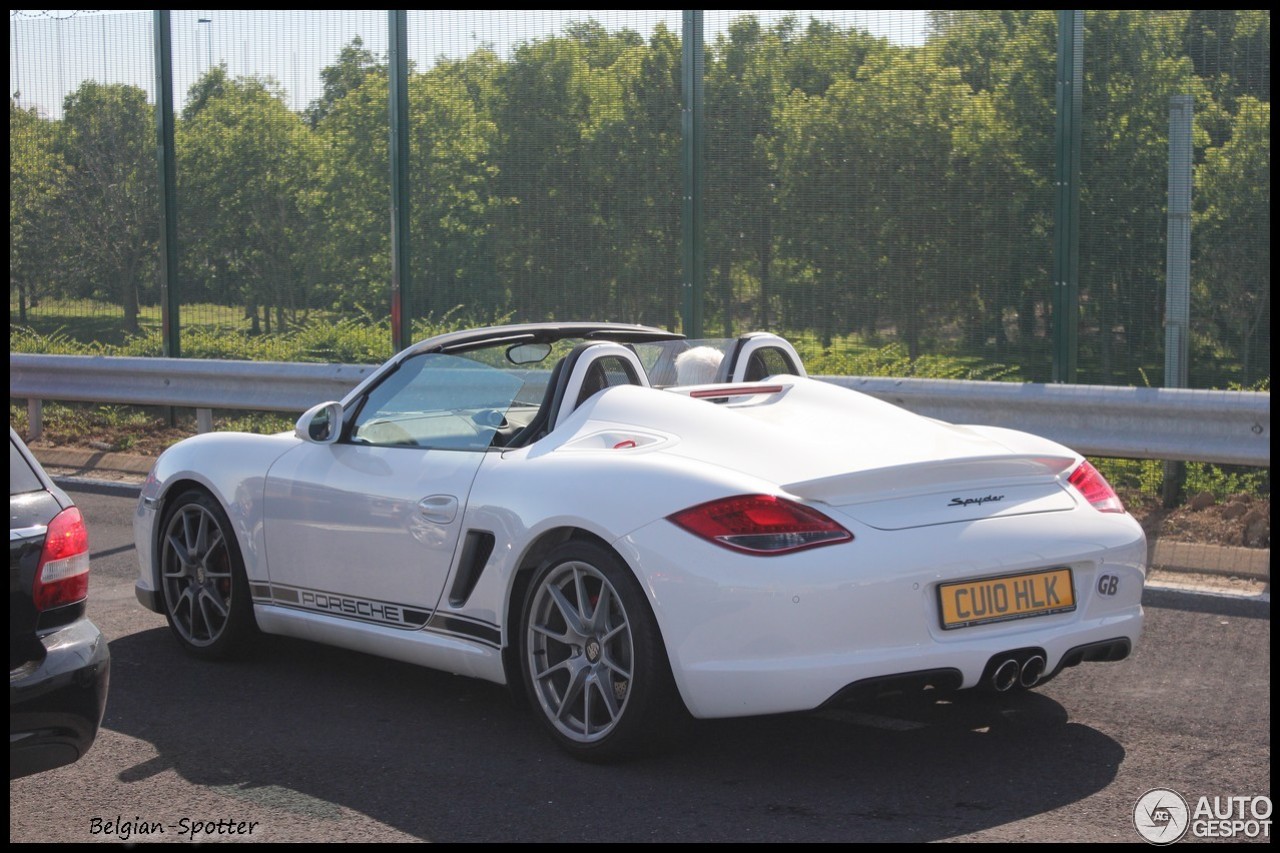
30;427;194;458
1125;492;1270;550
22;416;263;458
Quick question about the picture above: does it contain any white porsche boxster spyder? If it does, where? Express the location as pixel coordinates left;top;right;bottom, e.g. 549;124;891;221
134;322;1146;761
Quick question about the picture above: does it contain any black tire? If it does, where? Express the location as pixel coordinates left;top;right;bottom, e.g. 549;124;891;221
157;489;258;660
519;541;689;762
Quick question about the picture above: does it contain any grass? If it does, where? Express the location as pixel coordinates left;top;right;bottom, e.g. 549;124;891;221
9;301;495;363
1093;456;1270;506
798;340;1024;382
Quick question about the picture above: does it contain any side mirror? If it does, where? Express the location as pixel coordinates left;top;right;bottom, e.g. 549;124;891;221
295;401;344;444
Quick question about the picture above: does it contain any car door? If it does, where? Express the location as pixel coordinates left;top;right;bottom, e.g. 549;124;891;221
261;444;482;630
260;353;518;631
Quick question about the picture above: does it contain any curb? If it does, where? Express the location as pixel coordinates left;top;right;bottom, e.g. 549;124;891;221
1148;540;1270;581
48;474;144;499
31;447;1269;583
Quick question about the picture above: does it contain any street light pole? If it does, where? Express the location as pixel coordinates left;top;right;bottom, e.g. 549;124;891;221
197;17;211;72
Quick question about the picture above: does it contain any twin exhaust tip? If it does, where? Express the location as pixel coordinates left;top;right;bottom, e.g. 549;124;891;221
991;654;1046;692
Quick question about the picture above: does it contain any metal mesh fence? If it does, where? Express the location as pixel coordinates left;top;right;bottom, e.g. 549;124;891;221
10;10;1270;387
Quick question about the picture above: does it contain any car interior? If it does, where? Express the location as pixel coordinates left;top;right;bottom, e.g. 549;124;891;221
500;334;806;448
505;342;649;447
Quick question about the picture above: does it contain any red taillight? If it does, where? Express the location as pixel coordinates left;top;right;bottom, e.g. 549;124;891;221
668;494;853;555
33;506;91;611
1067;461;1125;514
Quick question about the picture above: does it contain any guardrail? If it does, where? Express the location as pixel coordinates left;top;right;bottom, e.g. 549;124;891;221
12;354;378;437
10;353;1270;467
822;376;1269;467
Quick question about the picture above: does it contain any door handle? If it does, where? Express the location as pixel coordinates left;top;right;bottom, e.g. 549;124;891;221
417;495;459;524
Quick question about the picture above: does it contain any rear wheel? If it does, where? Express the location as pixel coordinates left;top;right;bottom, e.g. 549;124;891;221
158;490;257;660
519;541;687;762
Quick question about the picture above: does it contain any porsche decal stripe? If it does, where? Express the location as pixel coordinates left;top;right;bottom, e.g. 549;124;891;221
254;584;430;630
252;583;501;647
427;613;502;647
271;586;299;604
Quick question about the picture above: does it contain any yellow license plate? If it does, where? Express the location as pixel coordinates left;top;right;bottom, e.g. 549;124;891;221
938;568;1075;630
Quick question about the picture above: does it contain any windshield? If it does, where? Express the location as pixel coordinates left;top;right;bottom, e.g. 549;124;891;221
634;339;734;386
348;336;740;451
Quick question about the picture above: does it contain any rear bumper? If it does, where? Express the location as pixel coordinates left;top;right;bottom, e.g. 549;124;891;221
10;618;111;779
621;509;1147;719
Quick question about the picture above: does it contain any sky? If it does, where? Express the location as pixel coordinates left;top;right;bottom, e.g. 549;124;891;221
10;10;931;119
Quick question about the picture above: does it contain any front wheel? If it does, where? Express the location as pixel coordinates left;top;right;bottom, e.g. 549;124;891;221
158;489;258;660
519;541;688;762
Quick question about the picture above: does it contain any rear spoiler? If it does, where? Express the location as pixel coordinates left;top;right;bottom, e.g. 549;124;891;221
786;454;1079;506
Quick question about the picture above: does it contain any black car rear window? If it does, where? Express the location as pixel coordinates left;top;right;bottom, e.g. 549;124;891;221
10;439;44;496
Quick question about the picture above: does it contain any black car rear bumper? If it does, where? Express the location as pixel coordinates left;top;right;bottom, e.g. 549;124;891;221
10;618;111;780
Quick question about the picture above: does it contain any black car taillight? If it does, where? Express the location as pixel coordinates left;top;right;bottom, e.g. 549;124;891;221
668;494;853;555
33;506;91;611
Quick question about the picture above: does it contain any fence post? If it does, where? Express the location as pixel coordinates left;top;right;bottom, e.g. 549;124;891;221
1163;94;1194;507
1051;10;1083;384
388;10;412;353
27;399;43;442
153;10;181;362
153;10;181;429
681;10;705;338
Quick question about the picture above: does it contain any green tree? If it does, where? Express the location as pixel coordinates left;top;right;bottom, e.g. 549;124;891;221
780;43;971;359
589;23;683;327
491;27;604;320
778;78;874;346
55;81;157;333
10;97;66;323
306;36;385;129
1182;10;1270;116
708;14;883;336
782;17;879;98
932;10;1059;374
405;58;504;321
178;72;321;333
854;52;970;361
1195;96;1269;385
308;43;505;325
309;63;392;315
181;62;231;121
772;18;891;343
1077;10;1208;383
705;15;787;334
564;19;643;69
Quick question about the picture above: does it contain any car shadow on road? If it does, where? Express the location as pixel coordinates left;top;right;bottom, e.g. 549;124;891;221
101;628;1123;842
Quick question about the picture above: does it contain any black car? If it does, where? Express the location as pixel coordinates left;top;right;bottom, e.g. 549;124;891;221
10;427;110;779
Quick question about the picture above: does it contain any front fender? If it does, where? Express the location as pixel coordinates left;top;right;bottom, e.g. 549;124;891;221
138;431;299;589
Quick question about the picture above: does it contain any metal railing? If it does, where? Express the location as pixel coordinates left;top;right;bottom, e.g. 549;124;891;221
10;353;1270;466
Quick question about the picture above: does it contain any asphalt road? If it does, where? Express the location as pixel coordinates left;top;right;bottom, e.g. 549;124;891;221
9;487;1271;844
